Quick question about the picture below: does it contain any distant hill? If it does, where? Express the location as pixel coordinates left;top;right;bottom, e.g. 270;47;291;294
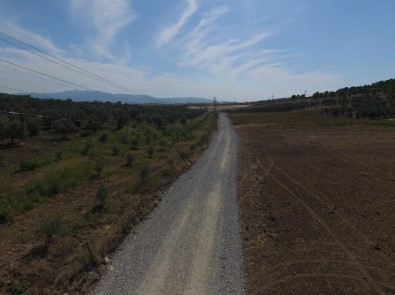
229;78;395;120
31;91;211;104
160;97;212;104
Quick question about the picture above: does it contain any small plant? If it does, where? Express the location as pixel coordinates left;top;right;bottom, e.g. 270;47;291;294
125;153;134;167
96;185;108;202
147;145;154;158
94;162;104;176
145;134;153;144
82;139;94;156
179;151;189;160
0;211;8;224
99;133;108;143
139;165;150;183
190;144;196;152
0;155;5;167
112;145;120;155
19;158;37;171
8;279;30;295
130;137;139;150
119;134;129;144
55;150;63;161
36;215;62;246
159;139;168;151
166;157;174;168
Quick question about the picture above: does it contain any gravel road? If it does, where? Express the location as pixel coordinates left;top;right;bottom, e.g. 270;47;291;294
92;113;246;295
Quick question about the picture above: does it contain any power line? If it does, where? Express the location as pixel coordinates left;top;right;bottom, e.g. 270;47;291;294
0;30;143;96
0;57;122;102
0;84;52;100
0;62;84;92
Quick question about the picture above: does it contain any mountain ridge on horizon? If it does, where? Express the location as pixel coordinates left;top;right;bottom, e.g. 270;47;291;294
30;90;212;104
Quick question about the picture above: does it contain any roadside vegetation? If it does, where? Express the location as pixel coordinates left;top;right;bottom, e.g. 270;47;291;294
0;93;215;294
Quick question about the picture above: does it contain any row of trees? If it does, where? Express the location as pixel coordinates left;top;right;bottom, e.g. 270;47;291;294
231;78;395;119
0;93;206;143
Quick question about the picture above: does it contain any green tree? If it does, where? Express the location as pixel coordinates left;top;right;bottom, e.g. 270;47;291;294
8;118;25;144
0;115;9;142
53;119;76;139
26;118;41;137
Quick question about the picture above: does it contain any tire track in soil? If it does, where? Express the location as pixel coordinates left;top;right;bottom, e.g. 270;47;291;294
232;122;395;294
271;153;395;268
268;164;388;294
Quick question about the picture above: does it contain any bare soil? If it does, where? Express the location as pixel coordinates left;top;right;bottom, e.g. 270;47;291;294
230;112;395;295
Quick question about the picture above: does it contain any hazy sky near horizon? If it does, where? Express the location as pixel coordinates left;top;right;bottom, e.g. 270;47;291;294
0;0;394;101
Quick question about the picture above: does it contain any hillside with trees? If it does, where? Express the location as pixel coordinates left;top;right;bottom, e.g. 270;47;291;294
233;78;395;120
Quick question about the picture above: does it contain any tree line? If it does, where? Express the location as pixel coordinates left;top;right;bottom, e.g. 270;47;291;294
0;93;206;143
230;78;395;119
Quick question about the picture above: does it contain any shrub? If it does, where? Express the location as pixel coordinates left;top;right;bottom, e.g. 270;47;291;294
179;151;189;160
145;134;153;144
55;150;63;161
96;185;108;202
112;145;120;156
53;119;76;139
82;140;94;156
119;134;129;144
20;158;37;171
36;215;62;246
147;145;154;158
8;279;30;295
166;157;174;167
99;133;108;143
130;137;139;150
0;211;8;224
139;165;150;183
94;162;104;176
26;119;40;137
159;139;168;151
125;153;134;167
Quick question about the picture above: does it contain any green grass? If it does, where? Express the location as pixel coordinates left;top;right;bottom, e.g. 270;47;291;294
0;159;93;218
0;112;213;221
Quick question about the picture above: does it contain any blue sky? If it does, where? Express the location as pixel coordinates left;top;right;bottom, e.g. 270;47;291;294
0;0;394;101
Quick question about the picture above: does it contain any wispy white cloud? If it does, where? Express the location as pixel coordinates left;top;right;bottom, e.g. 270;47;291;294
172;4;340;98
70;0;136;59
156;0;198;48
178;6;271;75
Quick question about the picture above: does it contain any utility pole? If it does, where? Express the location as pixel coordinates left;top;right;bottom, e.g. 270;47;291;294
213;96;218;124
213;96;216;113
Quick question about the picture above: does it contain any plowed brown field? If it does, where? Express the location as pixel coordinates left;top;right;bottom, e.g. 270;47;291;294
230;112;395;295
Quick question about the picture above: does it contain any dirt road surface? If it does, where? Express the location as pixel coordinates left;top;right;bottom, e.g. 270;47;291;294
92;113;245;295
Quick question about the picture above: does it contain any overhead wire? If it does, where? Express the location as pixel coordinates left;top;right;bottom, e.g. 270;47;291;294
0;84;52;100
0;57;123;102
0;30;143;96
0;62;86;92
